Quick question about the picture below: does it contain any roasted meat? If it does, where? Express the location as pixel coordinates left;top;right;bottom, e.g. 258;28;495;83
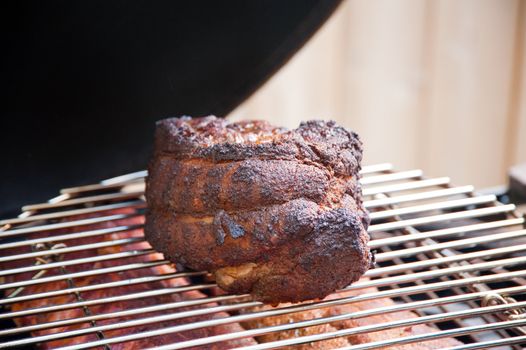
145;116;372;303
241;281;463;349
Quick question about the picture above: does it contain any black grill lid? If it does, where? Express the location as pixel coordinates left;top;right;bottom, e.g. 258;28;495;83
1;0;342;216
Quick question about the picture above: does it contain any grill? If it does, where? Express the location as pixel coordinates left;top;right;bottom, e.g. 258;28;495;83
1;163;526;349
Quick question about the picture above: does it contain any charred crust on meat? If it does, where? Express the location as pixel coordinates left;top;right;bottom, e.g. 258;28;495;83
145;116;372;303
153;116;362;177
215;210;246;242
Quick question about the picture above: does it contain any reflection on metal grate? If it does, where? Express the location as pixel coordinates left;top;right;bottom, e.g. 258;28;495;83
1;163;526;349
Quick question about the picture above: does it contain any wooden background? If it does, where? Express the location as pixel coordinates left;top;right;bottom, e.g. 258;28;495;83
228;0;526;189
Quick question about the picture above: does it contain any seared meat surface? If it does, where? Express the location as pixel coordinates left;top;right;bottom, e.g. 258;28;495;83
145;116;372;303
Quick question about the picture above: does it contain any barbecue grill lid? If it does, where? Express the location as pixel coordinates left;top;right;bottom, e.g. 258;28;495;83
0;0;341;217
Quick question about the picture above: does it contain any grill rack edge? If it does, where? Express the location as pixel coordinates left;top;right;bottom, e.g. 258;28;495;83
1;163;526;350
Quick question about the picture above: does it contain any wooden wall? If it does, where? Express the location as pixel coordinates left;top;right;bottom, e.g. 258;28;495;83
228;0;526;188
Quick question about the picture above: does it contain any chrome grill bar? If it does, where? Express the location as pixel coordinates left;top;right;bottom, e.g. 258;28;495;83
0;237;145;263
0;213;142;239
360;163;393;174
368;204;516;232
368;194;497;220
373;229;526;262
100;170;148;185
363;185;474;208
0;249;155;277
359;169;424;185
0;260;168;291
349;255;526;290
0;284;216;321
60;181;144;195
0;272;205;306
366;243;526;277
21;191;144;211
0;201;145;226
368;217;524;249
362;177;451;196
0;223;143;250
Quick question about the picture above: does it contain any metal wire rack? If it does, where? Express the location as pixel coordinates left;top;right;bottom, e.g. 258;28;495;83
1;163;526;349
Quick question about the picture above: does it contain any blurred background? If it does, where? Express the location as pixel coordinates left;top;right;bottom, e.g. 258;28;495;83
229;0;526;189
2;0;526;215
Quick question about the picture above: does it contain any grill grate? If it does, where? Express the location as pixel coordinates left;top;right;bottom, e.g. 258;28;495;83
1;163;526;349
